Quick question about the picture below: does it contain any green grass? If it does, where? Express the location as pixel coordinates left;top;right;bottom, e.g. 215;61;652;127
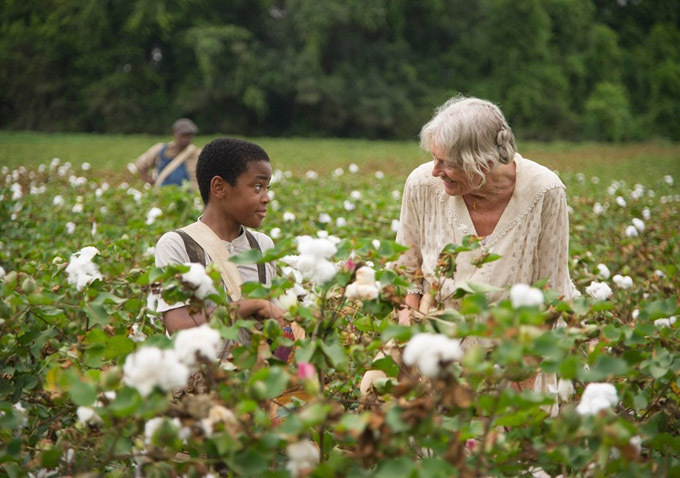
1;130;679;183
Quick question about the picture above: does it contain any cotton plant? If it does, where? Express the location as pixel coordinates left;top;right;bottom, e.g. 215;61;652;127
65;246;103;290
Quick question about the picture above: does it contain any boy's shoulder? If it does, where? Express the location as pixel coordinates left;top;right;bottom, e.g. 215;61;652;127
245;229;275;251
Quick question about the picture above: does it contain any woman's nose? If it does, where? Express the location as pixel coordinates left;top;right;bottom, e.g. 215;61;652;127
432;160;443;177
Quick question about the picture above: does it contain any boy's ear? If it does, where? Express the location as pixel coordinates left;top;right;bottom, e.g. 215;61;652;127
210;176;229;199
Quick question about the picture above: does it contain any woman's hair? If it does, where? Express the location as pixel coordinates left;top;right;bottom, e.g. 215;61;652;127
419;96;517;186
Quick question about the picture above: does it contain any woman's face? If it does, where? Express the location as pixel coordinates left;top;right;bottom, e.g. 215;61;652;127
431;152;477;196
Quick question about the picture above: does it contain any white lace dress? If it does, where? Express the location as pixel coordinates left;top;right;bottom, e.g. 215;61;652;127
396;153;579;304
395;154;579;412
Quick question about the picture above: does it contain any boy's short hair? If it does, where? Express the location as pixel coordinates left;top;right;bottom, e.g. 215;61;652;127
196;138;270;204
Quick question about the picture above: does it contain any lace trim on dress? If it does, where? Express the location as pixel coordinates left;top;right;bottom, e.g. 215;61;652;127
484;183;564;250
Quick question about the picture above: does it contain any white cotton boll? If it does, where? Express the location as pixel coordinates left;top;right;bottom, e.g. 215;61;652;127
50;157;60;168
333;168;344;177
77;406;102;426
510;283;544;308
336;217;347;227
316;230;329;238
309;260;337;284
81;162;91;171
123;347;189;396
305;170;318;180
144;417;182;445
403;333;463;378
625;225;639;237
126;163;138;174
664;175;674;186
631;309;640;320
343;200;356;211
127;188;142;202
348;163;359;173
375;171;384;179
557;379;575;401
642;208;651;221
296;236;336;259
654;269;665;278
632;218;645;232
615;196;627;207
355;266;376;284
181;263;217;299
612;274;633;289
65;246;103;290
345;282;379;301
128;324;147;343
145;207;163;225
593;202;604;215
318;213;332;223
174;324;222;368
391;219;400;233
585;281;613;301
0;266;5;279
286;440;320;478
350;190;362;200
576;382;619;415
372;239;381;250
654;316;676;328
144;246;155;257
596;263;611;279
53;195;64;207
283;211;296;222
270;227;281;239
91;221;97;238
278;288;299;310
391;190;401;200
10;183;22;200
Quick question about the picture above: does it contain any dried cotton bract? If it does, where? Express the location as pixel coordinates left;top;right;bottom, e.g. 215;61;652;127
509;283;544;308
65;246;103;291
576;383;619;415
403;333;463;378
181;263;218;299
345;266;379;302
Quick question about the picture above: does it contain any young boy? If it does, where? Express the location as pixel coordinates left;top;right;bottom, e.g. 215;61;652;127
154;137;285;334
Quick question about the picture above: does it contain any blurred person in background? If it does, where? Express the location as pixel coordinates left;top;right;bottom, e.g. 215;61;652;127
134;118;201;190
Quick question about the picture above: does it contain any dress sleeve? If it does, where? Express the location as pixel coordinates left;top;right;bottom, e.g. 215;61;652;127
534;186;579;299
395;171;424;295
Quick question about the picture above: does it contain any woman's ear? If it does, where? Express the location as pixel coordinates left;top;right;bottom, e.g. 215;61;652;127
210;176;228;199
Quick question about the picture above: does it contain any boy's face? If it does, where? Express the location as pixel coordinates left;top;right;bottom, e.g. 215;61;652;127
221;160;273;229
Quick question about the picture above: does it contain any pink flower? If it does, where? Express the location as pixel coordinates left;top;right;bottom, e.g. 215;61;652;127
297;362;316;381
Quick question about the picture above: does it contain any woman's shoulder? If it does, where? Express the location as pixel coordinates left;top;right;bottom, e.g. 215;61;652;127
405;161;437;188
516;154;565;193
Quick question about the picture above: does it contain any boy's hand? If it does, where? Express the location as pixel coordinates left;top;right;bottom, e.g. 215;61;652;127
256;300;287;327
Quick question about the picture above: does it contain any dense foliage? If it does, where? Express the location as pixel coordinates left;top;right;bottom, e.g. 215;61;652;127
1;158;679;476
1;0;679;141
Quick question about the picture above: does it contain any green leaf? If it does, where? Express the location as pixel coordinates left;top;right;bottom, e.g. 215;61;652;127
104;335;135;360
69;379;97;406
376;456;415;478
372;356;399;377
109;387;142;417
579;355;628;381
319;339;348;371
229;249;263;265
84;303;108;328
40;448;61;468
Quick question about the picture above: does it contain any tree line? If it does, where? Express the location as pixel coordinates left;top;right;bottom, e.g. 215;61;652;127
1;0;678;141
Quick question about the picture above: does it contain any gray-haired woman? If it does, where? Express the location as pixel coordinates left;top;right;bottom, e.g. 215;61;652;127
396;96;579;325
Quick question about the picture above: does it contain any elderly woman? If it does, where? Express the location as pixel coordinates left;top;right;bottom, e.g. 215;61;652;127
396;96;579;326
